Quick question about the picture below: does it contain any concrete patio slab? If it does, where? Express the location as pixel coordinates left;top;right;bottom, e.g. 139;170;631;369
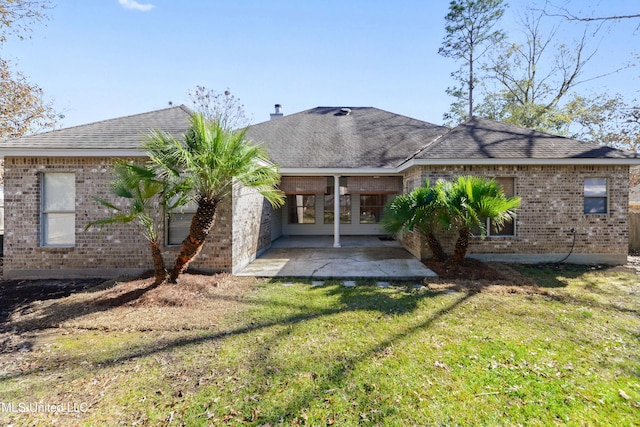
236;237;437;280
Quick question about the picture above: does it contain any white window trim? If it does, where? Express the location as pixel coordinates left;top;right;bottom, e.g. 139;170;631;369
287;194;317;225
323;194;351;225
484;217;517;238
40;172;76;248
471;177;517;238
359;193;392;224
584;177;609;215
166;201;197;246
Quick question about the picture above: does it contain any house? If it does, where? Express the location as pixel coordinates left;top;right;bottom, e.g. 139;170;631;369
629;176;640;250
1;105;638;279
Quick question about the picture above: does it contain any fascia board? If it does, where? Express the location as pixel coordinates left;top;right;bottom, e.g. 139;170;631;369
397;158;640;172
0;149;147;157
279;167;402;176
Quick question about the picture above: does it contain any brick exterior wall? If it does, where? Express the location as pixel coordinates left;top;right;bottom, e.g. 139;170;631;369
3;157;630;279
401;164;630;264
3;157;232;279
231;181;273;273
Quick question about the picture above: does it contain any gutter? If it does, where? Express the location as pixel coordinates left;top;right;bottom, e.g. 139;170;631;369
0;149;147;157
396;157;640;173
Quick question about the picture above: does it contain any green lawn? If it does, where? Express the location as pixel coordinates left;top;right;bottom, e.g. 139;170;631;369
1;265;638;426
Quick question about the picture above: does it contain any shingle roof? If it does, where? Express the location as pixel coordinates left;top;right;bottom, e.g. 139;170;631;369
413;116;639;160
1;105;192;150
3;106;638;166
245;107;448;168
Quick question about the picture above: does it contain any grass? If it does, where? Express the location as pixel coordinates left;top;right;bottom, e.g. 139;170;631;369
0;265;638;426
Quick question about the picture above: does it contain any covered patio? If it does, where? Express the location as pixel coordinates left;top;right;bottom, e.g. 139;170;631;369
235;236;437;280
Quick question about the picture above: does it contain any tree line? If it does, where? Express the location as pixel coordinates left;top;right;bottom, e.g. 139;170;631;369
439;0;639;153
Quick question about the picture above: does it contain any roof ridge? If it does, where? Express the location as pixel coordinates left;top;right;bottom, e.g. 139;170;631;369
395;126;453;167
250;106;358;126
178;104;194;115
466;115;570;138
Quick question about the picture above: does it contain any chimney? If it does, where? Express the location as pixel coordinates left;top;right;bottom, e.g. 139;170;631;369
270;103;283;120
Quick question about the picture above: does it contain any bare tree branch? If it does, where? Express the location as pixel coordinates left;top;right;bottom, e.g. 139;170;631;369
187;86;250;130
538;10;640;22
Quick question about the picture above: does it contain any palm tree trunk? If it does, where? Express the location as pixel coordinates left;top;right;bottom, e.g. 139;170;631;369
452;228;470;264
169;198;218;283
426;232;447;262
150;239;167;285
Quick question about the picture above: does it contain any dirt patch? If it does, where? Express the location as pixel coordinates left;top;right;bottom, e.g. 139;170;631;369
424;258;506;281
93;274;231;308
1;273;263;333
423;258;546;295
0;278;108;325
0;260;550;336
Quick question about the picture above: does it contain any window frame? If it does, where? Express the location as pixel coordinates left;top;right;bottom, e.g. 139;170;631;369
288;194;316;224
166;199;198;246
472;177;517;238
359;194;392;224
584;177;608;215
324;194;351;224
324;177;351;225
40;172;76;248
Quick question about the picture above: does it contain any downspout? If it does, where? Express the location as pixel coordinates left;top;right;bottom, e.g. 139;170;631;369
334;175;341;248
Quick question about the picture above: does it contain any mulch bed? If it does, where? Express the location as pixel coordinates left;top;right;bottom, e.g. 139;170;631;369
423;257;506;281
0;259;545;321
423;257;547;295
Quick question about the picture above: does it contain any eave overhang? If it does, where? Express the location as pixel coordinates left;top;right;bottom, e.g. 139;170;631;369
2;151;639;172
0;149;147;157
278;167;402;176
396;157;640;172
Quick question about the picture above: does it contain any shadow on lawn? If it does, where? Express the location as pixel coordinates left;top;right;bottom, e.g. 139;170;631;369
1;282;474;427
0;280;162;334
0;278;108;326
0;280;468;384
238;284;473;425
510;263;601;288
3;269;636;425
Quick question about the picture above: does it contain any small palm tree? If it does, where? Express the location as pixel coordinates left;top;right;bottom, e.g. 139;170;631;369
86;162;186;285
439;176;520;264
145;113;284;283
382;182;447;261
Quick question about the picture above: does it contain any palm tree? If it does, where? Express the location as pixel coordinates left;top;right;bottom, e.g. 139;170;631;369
382;182;448;261
439;176;520;264
145;113;284;284
86;162;186;285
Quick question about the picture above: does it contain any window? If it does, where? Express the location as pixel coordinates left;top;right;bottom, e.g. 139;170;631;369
584;178;608;214
489;177;516;236
167;199;197;245
472;177;516;237
324;177;351;224
360;194;392;224
41;173;75;246
324;194;351;224
288;195;316;224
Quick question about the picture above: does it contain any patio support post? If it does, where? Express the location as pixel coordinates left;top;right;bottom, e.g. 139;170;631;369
333;174;341;248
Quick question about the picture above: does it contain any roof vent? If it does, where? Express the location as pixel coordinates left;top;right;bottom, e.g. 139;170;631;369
340;108;352;115
270;104;283;120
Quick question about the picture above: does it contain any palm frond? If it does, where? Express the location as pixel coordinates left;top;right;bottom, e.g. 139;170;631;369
92;196;121;212
145;112;283;209
84;213;137;231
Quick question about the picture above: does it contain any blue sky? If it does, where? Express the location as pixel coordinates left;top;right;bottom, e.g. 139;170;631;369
2;0;639;129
